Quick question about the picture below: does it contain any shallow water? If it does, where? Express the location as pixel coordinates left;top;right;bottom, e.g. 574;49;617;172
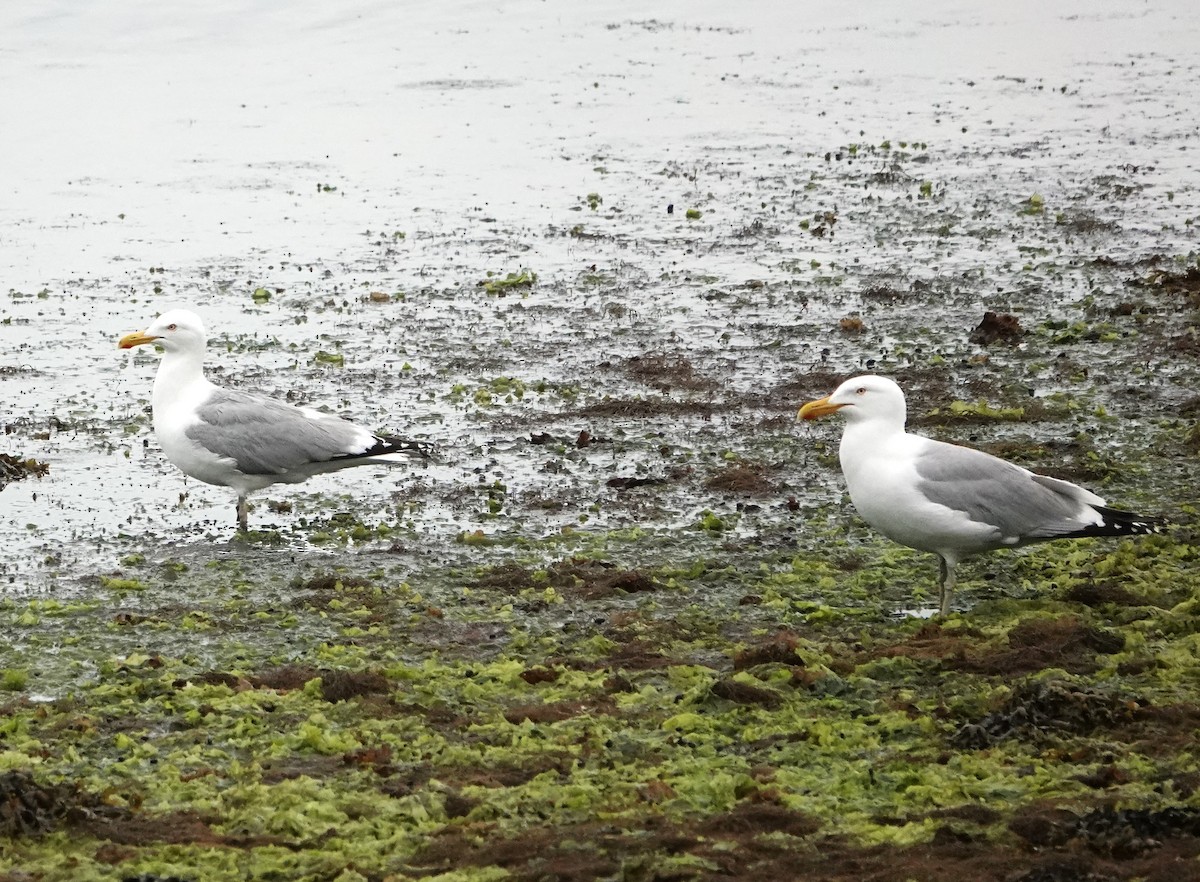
2;0;1198;597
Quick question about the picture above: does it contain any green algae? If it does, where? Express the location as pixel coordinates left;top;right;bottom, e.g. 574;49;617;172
0;517;1197;879
479;270;537;295
312;350;346;366
98;576;148;592
930;400;1026;421
0;669;28;691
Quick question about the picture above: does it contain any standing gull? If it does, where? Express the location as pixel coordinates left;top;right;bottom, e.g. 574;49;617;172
119;309;431;531
797;375;1166;614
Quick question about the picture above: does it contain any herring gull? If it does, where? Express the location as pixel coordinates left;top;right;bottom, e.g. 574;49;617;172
798;375;1166;614
119;309;430;531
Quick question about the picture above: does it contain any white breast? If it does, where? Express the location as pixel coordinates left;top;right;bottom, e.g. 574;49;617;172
839;427;1000;557
151;378;239;488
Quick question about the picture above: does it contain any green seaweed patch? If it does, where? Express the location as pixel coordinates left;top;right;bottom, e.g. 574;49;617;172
479;270;537;294
0;669;28;691
693;510;734;532
98;575;148;592
457;529;497;547
312;350;345;367
1021;193;1046;215
927;399;1026;421
1037;319;1121;344
232;527;287;545
447;375;545;407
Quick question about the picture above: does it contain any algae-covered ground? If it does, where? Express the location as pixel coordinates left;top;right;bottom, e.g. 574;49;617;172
3;2;1200;880
1;526;1200;880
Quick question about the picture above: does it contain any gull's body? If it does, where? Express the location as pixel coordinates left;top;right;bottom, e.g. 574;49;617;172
119;309;430;531
798;375;1165;614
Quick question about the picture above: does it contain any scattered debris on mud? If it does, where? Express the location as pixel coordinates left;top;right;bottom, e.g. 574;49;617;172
0;453;49;490
969;310;1025;346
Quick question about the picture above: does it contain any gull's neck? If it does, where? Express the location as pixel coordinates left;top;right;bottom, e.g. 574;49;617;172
839;412;909;473
151;346;212;416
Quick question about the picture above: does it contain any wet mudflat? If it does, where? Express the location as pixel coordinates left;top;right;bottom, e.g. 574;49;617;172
1;1;1199;880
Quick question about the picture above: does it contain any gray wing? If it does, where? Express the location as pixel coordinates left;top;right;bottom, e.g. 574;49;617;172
186;388;372;476
913;440;1102;542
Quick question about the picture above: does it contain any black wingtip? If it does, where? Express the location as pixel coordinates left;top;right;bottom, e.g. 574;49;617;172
1069;505;1170;539
372;436;435;460
337;435;434;462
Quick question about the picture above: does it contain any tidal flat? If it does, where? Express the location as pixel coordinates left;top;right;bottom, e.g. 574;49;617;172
1;2;1198;880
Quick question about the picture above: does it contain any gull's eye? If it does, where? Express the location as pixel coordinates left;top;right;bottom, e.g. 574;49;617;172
855;387;867;395
166;323;177;331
